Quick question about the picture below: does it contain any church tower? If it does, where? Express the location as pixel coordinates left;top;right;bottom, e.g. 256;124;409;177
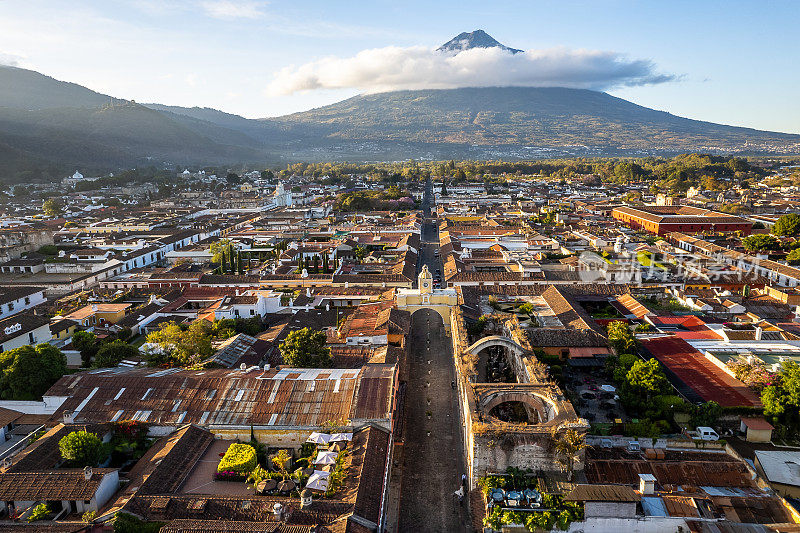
419;264;433;294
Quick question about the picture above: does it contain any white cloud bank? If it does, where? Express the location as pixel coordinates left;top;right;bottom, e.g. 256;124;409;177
0;51;23;67
268;45;675;95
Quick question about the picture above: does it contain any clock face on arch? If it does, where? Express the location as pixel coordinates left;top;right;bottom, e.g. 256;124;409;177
423;282;429;288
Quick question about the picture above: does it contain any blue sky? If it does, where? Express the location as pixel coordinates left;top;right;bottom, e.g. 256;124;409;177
1;0;798;133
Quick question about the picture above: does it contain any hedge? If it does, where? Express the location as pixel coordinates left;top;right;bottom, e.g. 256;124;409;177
217;443;257;474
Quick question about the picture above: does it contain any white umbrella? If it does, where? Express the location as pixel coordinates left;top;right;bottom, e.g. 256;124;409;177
600;384;616;393
314;451;338;465
306;432;331;445
330;432;353;442
311;469;330;479
306;472;329;491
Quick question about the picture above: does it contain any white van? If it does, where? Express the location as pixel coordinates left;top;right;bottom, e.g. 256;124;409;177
696;426;720;441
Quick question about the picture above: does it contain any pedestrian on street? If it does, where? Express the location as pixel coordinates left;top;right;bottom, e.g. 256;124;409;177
461;473;467;486
454;486;464;502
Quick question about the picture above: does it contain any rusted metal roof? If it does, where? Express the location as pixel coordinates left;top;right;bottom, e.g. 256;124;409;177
45;365;394;428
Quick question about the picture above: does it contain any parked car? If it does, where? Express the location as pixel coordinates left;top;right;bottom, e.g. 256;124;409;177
695;426;720;441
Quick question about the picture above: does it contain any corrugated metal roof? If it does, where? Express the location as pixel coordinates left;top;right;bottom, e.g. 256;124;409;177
45;365;394;428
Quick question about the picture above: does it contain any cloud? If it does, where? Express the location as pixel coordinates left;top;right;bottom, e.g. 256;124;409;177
268;45;675;95
200;0;266;20
0;51;24;67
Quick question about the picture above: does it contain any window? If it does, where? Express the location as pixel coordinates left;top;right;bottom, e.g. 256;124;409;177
24;297;30;305
7;302;13;311
28;332;35;344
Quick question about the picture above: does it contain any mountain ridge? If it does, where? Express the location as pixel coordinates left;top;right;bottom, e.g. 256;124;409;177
0;60;799;177
272;86;800;149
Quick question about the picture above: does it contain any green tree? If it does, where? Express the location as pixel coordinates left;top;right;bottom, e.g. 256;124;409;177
691;401;722;428
0;344;67;400
610;353;640;383
787;249;800;265
213;318;237;339
210;239;232;264
94;340;140;368
42;198;63;217
772;213;800;237
59;430;104;467
246;465;269;490
762;361;800;430
145;321;213;366
354;245;368;263
313;255;320;273
626;359;669;400
742;234;780;253
279;327;331;368
72;330;98;367
272;449;291;481
237;250;244;275
552;428;586;481
607;321;635;353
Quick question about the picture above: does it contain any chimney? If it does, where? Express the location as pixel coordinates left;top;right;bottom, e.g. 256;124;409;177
755;326;763;341
306;287;311;297
272;502;284;521
84;466;93;480
638;473;656;495
300;488;313;509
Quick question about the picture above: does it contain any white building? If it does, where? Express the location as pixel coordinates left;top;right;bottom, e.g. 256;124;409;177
0;288;46;320
0;314;52;353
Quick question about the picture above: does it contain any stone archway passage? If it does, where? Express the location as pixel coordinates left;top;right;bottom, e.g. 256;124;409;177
464;335;527;357
402;305;452;330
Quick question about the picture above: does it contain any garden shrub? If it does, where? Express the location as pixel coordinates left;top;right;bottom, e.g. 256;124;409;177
27;503;50;522
217;443;257;474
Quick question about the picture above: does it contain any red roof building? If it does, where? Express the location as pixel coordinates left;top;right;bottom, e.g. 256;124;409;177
612;206;752;237
639;336;761;408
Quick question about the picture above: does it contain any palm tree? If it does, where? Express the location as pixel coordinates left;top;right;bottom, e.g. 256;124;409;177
246;465;268;490
272;450;291;481
552;428;586;481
